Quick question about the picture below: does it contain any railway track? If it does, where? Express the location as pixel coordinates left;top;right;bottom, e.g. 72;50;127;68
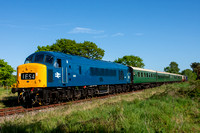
0;89;144;117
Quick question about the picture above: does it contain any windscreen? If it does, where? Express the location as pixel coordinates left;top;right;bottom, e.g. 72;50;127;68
34;54;44;63
25;55;33;64
45;55;54;64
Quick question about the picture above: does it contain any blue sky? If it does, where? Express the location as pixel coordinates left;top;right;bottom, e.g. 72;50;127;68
0;0;200;74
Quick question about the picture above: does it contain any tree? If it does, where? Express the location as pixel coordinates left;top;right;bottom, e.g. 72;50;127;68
0;59;16;86
114;55;145;68
181;69;197;81
190;62;200;80
36;39;105;60
164;61;180;74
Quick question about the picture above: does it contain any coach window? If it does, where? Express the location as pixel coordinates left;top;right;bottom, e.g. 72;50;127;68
133;72;136;76
54;59;61;68
35;54;44;63
138;72;140;77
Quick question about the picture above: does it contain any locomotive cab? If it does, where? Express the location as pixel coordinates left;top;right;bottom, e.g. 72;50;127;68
12;51;67;105
21;52;69;88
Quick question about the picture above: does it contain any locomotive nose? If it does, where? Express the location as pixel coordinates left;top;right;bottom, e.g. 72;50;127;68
17;63;47;88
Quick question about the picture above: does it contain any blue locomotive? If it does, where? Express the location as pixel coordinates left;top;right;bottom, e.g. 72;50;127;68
12;51;131;105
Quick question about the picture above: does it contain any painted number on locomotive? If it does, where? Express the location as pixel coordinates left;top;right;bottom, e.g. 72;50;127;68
21;73;35;80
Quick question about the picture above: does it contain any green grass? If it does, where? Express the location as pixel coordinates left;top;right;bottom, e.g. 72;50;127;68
1;82;200;132
0;87;18;109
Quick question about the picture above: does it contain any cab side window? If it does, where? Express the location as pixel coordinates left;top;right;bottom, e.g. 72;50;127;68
54;59;62;68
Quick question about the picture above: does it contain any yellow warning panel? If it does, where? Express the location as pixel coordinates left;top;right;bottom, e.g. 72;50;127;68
17;63;47;88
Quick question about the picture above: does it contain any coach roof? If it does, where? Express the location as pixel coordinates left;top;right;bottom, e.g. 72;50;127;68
130;66;157;73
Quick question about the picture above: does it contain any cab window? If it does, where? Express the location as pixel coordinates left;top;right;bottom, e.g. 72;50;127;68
34;54;44;62
45;55;54;64
25;55;33;64
54;59;62;68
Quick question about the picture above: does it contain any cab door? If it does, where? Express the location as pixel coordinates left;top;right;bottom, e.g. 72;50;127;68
62;59;68;84
53;58;62;86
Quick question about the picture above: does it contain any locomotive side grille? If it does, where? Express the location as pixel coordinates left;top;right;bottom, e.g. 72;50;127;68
48;69;53;82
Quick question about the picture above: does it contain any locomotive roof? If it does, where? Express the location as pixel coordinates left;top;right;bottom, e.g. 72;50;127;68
32;51;127;68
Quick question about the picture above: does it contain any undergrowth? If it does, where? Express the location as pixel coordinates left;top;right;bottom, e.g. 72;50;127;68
0;87;18;108
1;82;200;132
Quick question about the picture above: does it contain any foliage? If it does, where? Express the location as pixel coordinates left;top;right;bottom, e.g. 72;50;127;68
164;61;180;74
190;62;200;80
36;39;105;60
181;69;197;81
1;83;199;132
114;55;145;68
0;59;16;86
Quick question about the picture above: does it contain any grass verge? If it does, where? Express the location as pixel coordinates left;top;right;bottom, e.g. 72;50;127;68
0;82;200;132
0;87;18;109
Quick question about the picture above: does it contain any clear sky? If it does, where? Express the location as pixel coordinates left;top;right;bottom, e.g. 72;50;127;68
0;0;200;74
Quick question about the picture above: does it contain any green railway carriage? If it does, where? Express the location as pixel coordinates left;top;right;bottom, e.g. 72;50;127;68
130;67;183;84
156;71;171;82
130;67;157;84
157;71;182;82
170;73;183;82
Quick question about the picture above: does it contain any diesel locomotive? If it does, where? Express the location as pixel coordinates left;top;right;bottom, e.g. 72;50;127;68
12;51;186;105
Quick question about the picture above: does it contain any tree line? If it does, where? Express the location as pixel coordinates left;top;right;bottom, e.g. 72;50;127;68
0;38;199;86
0;59;16;86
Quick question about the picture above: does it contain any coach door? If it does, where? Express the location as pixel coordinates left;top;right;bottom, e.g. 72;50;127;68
129;67;133;84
